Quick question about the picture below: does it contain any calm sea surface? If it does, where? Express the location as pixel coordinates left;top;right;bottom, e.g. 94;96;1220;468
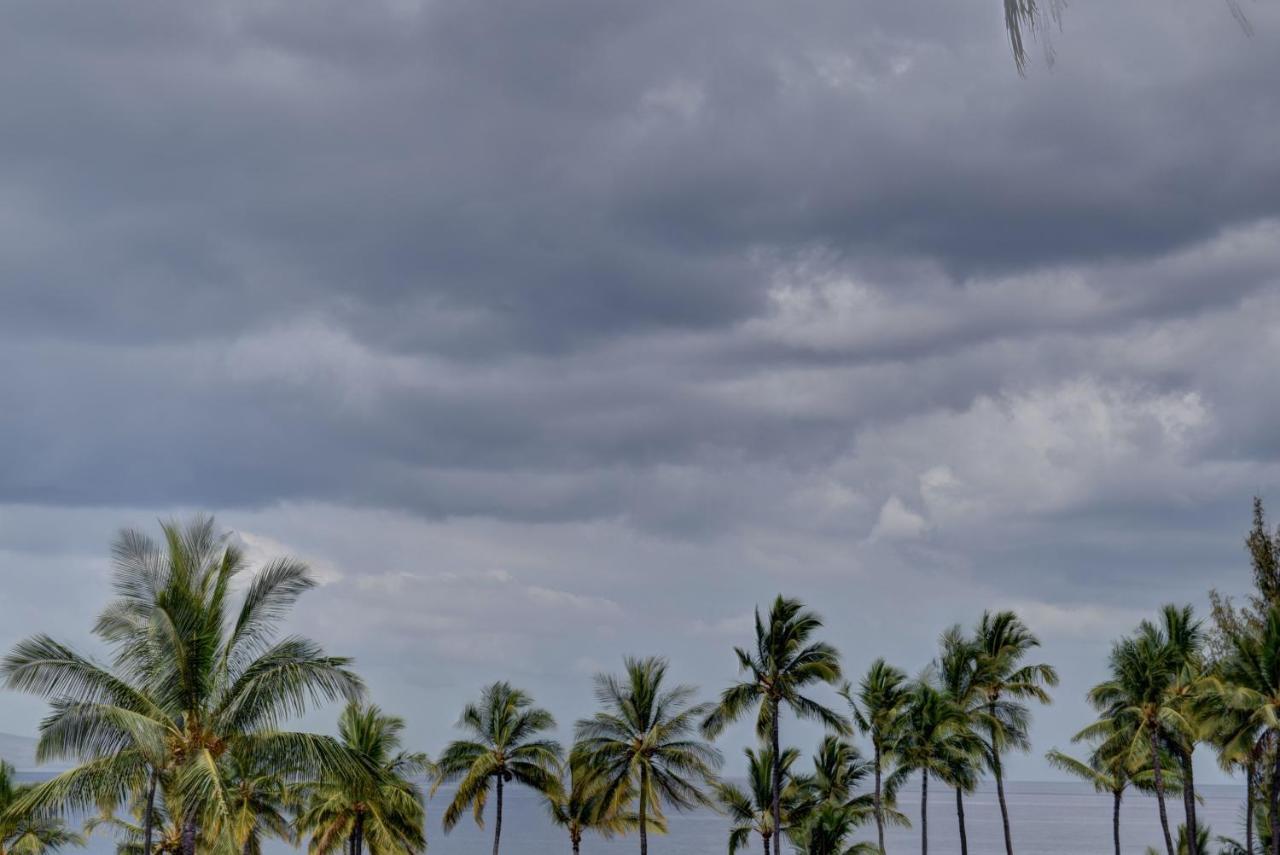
28;772;1247;855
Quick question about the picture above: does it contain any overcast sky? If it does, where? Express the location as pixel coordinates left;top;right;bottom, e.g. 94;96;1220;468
1;0;1279;783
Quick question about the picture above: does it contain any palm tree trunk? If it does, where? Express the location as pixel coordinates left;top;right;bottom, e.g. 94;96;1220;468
181;816;197;855
989;704;1014;855
762;833;770;855
1112;789;1121;855
640;765;650;855
770;699;782;854
573;833;581;855
1150;729;1175;855
1269;737;1280;855
1180;747;1198;855
142;770;157;855
1247;758;1255;855
955;785;968;855
875;742;886;855
920;772;928;855
493;773;504;855
352;812;364;855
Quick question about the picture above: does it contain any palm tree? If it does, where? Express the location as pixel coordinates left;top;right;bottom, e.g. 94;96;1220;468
2;516;367;855
716;746;802;855
792;801;880;855
434;682;561;855
1208;703;1265;855
221;749;294;855
703;596;848;854
841;660;909;855
1088;623;1186;855
84;800;185;855
296;701;429;855
575;657;722;855
933;627;984;855
545;757;657;855
0;759;85;855
1145;824;1214;855
1046;720;1181;855
1210;605;1280;855
890;682;976;855
971;611;1058;855
1154;606;1207;855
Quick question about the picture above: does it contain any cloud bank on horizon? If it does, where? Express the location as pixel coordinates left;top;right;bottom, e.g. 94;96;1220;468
0;0;1278;779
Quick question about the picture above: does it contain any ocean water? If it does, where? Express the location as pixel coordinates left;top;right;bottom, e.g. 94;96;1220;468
37;773;1247;855
421;780;1248;855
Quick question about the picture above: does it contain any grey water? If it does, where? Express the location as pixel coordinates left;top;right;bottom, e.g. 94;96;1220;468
30;771;1247;855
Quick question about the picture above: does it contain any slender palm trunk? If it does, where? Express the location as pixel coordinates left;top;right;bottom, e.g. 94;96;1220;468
1150;729;1175;855
352;812;365;855
243;836;253;855
875;741;886;854
770;698;782;853
493;773;504;855
181;816;197;855
1269;736;1280;855
1180;747;1198;855
920;772;928;855
955;786;968;855
989;703;1014;855
573;831;581;855
1112;789;1122;855
762;832;770;855
1247;758;1255;855
639;765;650;855
142;770;157;855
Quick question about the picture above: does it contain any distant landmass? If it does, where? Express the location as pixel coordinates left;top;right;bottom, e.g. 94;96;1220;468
0;731;42;771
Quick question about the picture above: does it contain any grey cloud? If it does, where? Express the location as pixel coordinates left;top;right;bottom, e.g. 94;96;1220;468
0;0;1279;780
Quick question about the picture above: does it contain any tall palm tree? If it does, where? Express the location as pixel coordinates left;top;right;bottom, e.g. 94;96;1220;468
545;757;657;855
575;657;722;855
1153;606;1207;855
933;627;985;855
2;516;367;855
434;682;561;855
716;746;802;855
889;682;976;855
703;596;848;855
841;660;909;855
1210;605;1280;855
1208;702;1265;855
1088;622;1187;855
0;760;85;855
1046;718;1181;855
296;701;430;855
971;611;1058;855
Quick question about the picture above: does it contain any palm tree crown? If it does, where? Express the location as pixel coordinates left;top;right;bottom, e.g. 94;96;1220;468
703;596;847;854
433;682;561;855
972;610;1058;855
296;701;429;855
574;656;721;855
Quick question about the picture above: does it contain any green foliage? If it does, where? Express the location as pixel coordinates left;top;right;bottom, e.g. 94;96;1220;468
0;760;85;855
295;702;429;855
574;657;720;854
1;516;367;855
433;681;561;839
